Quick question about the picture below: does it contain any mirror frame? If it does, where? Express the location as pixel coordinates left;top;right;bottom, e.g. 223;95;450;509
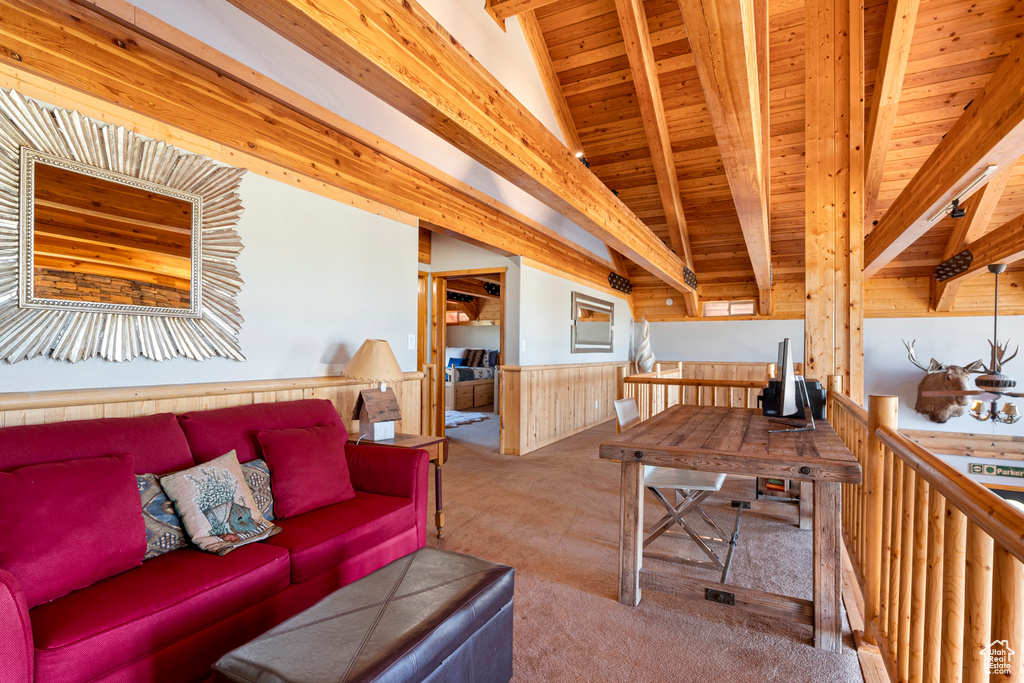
570;291;614;353
20;148;204;318
0;88;247;363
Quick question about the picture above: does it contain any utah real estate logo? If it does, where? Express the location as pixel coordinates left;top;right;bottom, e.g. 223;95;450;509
982;640;1014;676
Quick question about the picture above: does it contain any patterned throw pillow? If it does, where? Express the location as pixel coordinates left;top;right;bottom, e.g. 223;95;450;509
137;474;189;560
465;349;487;367
241;458;275;521
160;450;281;556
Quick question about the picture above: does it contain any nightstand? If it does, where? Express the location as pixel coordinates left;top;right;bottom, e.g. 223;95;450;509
347;433;448;539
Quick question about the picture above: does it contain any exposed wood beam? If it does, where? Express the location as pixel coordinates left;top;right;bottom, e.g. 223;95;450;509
445;278;499;299
930;164;1015;311
608;249;629;277
33;253;190;291
615;0;692;270
863;0;920;228
677;0;771;291
518;10;584;155
5;1;624;296
759;288;774;316
420;220;514;258
864;36;1024;277
936;211;1024;286
223;0;697;297
485;0;560;30
617;0;698;316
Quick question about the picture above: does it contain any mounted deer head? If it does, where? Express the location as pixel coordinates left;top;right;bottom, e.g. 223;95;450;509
903;340;984;423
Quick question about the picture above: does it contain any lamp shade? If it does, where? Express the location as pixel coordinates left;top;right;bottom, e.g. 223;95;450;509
342;339;404;383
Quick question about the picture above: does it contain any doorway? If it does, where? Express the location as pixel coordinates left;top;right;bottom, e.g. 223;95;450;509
429;269;505;442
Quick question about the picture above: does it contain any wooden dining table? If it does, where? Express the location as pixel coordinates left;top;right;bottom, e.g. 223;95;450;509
599;404;862;652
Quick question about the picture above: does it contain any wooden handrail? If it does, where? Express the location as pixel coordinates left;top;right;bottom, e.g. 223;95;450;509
876;424;1024;565
623;377;765;389
830;391;869;427
0;372;425;411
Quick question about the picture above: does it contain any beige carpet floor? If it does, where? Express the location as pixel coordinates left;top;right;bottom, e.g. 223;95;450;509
426;412;863;682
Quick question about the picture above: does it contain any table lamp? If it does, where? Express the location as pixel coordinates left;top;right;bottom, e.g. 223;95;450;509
343;339;404;441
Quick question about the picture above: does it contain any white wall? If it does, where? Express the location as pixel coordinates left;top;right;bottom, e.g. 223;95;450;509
865;316;1024;436
2;173;419;392
130;0;611;263
446;326;501;351
518;266;631;365
647;320;805;367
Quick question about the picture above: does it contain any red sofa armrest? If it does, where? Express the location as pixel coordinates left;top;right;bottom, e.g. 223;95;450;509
345;444;429;545
0;568;33;683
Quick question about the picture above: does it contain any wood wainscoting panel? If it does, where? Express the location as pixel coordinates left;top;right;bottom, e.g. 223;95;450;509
499;362;629;456
0;374;424;435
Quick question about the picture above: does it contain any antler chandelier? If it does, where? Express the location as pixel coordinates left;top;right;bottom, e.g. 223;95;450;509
969;264;1021;424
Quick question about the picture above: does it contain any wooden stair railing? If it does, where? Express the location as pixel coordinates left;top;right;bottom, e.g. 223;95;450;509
828;376;1024;682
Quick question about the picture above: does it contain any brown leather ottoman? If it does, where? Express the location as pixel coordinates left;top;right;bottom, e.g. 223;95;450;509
212;548;514;682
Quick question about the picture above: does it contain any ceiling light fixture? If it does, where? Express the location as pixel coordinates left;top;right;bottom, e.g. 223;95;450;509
948;198;966;219
927;165;998;223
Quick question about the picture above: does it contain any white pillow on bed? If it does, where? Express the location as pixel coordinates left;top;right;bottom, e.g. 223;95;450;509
446;347;469;365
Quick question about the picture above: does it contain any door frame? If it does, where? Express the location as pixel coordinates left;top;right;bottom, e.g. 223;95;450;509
430;268;506;438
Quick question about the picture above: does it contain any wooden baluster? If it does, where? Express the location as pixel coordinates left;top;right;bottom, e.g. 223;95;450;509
923;488;946;683
869;398;898;646
898;466;917;681
941;503;967;683
992;546;1023;681
963;522;993;683
910;477;929;682
617;365;627;400
886;454;904;651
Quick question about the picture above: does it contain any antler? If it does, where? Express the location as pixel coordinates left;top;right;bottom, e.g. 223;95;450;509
904;339;929;372
991;340;1019;372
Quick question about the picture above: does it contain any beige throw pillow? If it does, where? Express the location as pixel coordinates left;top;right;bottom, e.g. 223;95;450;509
160;450;281;555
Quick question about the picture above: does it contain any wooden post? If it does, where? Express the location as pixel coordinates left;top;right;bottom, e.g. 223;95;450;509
804;0;865;403
941;503;967;683
618;460;644;606
617;365;627;400
923;487;946;682
866;395;898;645
963;522;993;683
992;546;1023;681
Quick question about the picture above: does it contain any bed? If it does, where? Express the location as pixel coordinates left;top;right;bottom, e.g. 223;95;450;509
445;347;499;411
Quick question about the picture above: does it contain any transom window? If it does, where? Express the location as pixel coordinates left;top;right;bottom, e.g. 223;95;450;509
702;300;756;317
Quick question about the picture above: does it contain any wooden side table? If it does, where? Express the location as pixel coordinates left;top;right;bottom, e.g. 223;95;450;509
348;433;448;539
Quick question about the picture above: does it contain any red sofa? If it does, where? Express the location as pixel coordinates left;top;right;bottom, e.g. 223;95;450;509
0;399;428;683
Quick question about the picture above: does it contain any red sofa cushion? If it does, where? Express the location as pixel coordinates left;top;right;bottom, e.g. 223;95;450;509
264;491;416;583
0;413;193;475
30;543;290;683
177;399;347;464
0;568;32;683
258;424;356;518
0;453;146;608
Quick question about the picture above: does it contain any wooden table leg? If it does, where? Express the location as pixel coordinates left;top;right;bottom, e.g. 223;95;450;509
813;480;843;652
799;481;814;530
619;460;644;606
434;442;446;539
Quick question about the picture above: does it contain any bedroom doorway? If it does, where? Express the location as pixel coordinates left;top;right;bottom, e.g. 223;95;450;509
429;268;505;443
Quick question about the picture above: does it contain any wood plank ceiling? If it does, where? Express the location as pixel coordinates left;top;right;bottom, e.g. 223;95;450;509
515;0;1024;319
